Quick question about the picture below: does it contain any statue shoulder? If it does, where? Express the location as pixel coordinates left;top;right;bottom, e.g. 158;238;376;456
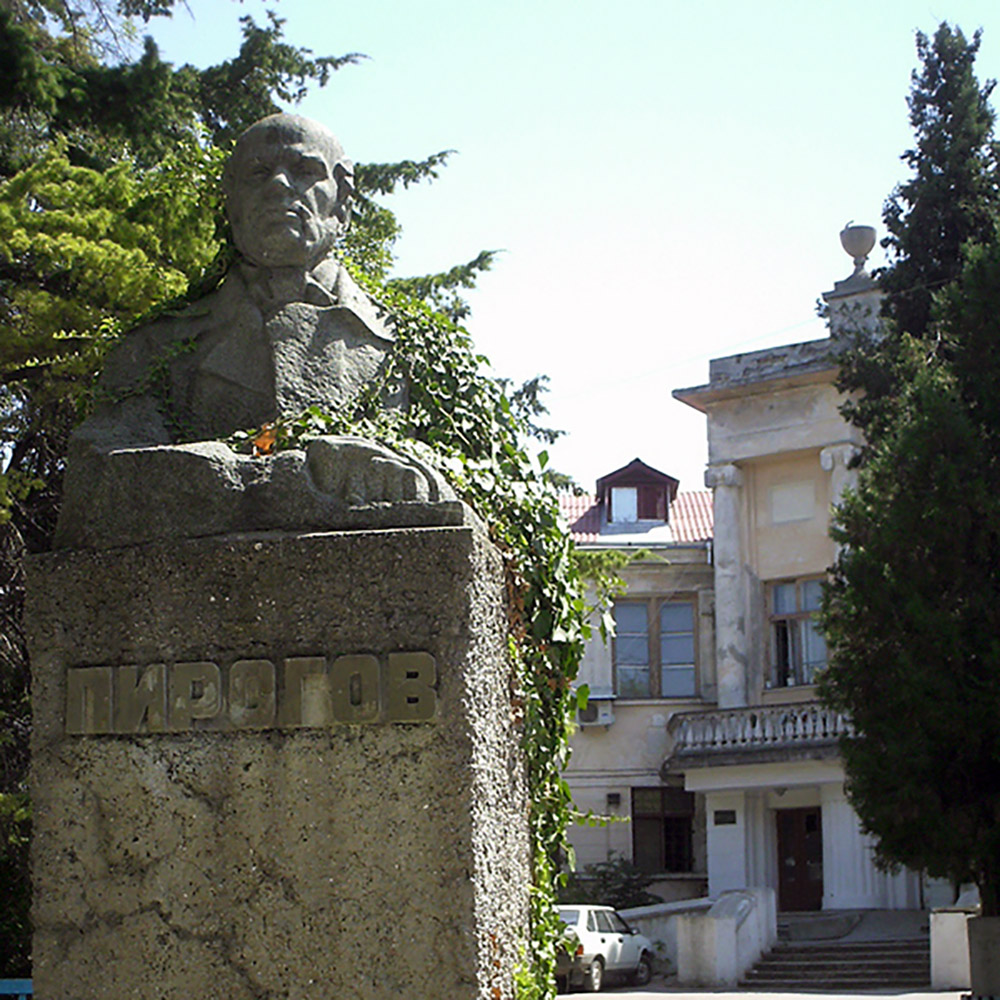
100;272;253;394
331;264;396;343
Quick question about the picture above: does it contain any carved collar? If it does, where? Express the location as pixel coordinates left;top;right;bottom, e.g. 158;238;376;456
237;257;341;313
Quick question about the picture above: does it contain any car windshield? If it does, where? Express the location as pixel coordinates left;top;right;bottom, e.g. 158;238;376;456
557;909;580;927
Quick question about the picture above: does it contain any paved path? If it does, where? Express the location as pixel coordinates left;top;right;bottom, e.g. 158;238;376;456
595;981;964;999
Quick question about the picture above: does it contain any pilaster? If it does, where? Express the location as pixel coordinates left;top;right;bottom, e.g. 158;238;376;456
705;463;747;708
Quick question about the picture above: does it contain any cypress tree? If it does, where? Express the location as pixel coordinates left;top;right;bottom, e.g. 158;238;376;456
881;23;999;340
822;23;1000;918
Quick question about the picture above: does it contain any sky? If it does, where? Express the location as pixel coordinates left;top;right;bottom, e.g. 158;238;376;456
145;0;1000;494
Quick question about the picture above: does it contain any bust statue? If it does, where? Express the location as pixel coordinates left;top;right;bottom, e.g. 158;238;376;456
55;114;461;549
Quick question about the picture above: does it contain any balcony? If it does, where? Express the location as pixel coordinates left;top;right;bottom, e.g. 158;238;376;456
666;702;852;769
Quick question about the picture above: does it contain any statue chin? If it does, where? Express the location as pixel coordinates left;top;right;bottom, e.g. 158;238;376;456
233;220;337;271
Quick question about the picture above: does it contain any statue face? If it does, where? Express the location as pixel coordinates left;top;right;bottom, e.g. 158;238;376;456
227;119;347;269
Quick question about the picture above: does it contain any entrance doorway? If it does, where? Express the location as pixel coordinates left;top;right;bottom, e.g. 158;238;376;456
777;807;823;911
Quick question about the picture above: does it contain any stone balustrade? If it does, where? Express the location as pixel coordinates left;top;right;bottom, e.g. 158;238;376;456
670;702;852;757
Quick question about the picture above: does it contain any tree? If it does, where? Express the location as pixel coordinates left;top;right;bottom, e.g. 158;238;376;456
880;23;999;342
821;238;1000;915
0;6;580;993
821;23;1000;921
838;25;1000;456
0;2;505;980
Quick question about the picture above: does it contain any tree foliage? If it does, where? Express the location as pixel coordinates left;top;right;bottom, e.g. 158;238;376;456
0;2;584;992
841;24;1000;455
0;4;365;171
822;23;1000;919
822;246;1000;914
880;23;999;343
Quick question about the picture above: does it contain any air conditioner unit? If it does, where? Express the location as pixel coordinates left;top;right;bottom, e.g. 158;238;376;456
578;697;615;727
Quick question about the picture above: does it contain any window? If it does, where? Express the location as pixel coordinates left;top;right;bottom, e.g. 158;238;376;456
609;484;667;523
613;599;696;698
769;578;827;686
632;787;694;873
611;486;638;522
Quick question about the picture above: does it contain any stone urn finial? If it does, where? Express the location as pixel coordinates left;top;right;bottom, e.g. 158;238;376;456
840;222;876;274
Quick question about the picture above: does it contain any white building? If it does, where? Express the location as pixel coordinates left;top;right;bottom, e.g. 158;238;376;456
563;228;948;913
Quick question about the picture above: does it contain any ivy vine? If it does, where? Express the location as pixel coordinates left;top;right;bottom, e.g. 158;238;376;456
227;267;599;997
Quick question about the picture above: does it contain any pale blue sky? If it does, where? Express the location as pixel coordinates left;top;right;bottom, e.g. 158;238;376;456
147;0;1000;491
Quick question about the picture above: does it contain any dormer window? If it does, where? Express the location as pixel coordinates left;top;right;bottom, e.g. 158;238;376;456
597;458;679;525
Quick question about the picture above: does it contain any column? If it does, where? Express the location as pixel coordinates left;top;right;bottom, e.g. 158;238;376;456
820;443;858;504
744;791;771;891
705;463;747;708
820;782;917;909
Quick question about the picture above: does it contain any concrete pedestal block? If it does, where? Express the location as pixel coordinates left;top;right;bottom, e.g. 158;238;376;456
931;908;972;990
969;916;1000;996
28;522;528;999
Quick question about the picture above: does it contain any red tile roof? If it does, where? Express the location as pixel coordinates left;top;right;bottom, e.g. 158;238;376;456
559;490;713;544
671;490;714;543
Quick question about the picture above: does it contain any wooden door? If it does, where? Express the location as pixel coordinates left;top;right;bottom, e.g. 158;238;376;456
777;807;823;911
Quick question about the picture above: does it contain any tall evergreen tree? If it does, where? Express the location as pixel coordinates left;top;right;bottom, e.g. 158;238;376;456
839;23;1000;454
821;236;1000;917
880;23;999;341
821;23;1000;922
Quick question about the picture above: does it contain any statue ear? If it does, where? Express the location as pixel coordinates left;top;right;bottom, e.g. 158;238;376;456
332;161;354;226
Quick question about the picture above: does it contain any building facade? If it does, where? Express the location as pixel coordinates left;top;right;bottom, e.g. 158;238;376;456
561;459;714;903
563;230;948;912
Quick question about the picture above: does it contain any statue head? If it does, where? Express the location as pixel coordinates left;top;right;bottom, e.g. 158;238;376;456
223;114;354;269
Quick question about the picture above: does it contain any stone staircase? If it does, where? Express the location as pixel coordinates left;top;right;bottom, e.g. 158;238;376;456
741;913;930;991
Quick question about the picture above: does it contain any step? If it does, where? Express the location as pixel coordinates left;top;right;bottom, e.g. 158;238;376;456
745;979;929;986
742;979;931;991
778;936;930;951
748;970;929;981
756;946;928;960
747;964;928;977
762;945;928;959
749;962;929;976
741;939;929;991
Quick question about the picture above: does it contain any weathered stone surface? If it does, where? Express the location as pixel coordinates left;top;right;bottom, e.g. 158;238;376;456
55;438;463;549
29;522;529;999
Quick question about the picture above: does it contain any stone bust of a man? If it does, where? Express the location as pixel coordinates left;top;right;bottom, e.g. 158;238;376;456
74;112;396;448
56;114;456;549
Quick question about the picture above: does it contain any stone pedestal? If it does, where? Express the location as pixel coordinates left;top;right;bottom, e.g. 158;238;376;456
28;521;528;999
969;916;1000;996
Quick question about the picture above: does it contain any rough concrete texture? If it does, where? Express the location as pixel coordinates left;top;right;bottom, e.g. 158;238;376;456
705;339;834;389
54;438;463;550
28;522;529;999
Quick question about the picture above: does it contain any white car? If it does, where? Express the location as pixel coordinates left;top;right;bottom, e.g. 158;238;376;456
556;904;654;992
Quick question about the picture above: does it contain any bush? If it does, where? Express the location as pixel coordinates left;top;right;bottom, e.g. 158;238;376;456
557;855;663;911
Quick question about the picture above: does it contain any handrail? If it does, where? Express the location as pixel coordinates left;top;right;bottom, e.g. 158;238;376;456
670;702;852;754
